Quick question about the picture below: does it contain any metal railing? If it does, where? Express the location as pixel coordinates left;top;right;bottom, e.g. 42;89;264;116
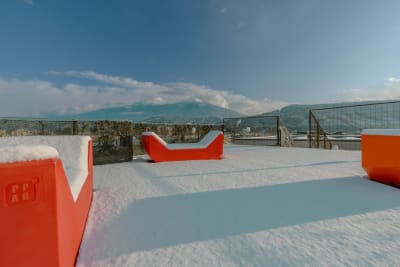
309;111;332;149
223;115;293;147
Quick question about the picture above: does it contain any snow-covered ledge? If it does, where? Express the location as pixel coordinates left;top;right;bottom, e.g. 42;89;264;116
0;136;91;202
362;129;400;136
0;145;59;164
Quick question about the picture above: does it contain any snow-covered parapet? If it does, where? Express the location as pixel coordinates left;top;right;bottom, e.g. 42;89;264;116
0;136;91;201
0;145;59;164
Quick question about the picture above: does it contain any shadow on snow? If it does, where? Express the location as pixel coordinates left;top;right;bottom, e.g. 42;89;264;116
100;176;400;254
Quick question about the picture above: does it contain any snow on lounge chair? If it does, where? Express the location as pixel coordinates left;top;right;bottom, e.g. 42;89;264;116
362;129;400;187
0;136;93;267
142;130;224;162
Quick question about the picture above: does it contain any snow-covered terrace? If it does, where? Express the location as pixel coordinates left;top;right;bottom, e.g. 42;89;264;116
77;145;400;266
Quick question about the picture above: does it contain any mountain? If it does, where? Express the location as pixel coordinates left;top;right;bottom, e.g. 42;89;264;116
51;102;244;124
47;99;400;132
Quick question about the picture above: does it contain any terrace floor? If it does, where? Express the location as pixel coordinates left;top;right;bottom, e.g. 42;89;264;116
77;145;400;266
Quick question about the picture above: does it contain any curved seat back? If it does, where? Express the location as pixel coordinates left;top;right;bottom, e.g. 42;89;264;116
198;131;223;147
142;131;223;162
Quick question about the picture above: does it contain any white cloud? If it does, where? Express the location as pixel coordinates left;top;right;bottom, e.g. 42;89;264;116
0;71;288;116
164;82;287;114
388;76;400;83
12;71;400;118
237;21;248;30
22;0;33;5
48;70;157;88
343;76;400;102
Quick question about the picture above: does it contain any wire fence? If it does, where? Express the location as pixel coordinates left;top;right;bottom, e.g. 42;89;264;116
223;115;293;146
309;100;400;149
7;102;392;156
310;100;400;135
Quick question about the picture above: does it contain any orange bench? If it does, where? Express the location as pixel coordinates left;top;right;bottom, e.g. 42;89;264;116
362;129;400;187
0;136;93;267
142;131;224;162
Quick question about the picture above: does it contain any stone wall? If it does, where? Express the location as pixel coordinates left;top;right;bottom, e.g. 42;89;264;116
0;119;134;165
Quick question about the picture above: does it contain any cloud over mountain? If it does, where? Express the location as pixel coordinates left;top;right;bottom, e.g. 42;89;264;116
0;71;288;117
343;76;400;102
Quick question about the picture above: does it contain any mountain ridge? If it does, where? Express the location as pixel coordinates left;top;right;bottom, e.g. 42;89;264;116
46;99;400;131
50;101;244;124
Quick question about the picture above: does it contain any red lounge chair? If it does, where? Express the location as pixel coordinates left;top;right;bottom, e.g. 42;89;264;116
362;129;400;186
142;131;224;162
0;136;93;267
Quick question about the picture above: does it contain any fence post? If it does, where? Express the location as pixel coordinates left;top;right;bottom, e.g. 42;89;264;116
317;124;320;149
128;121;134;158
72;120;78;135
309;110;312;148
39;121;45;135
276;116;281;146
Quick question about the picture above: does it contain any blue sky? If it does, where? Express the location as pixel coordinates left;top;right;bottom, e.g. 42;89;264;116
1;0;400;116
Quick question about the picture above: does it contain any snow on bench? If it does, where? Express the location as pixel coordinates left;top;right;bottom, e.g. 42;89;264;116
142;130;222;150
362;129;400;136
0;136;91;201
0;145;59;163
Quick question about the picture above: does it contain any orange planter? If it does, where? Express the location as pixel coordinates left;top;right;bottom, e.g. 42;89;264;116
142;131;224;162
362;129;400;187
0;140;93;267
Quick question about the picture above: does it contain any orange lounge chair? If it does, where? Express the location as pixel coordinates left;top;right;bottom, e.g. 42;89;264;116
0;136;93;267
142;130;224;162
362;129;400;187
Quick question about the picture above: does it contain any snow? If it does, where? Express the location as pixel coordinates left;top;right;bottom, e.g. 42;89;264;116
362;129;400;136
0;136;90;202
142;132;168;146
77;144;400;266
143;131;222;149
329;136;361;140
234;136;277;140
0;145;59;163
